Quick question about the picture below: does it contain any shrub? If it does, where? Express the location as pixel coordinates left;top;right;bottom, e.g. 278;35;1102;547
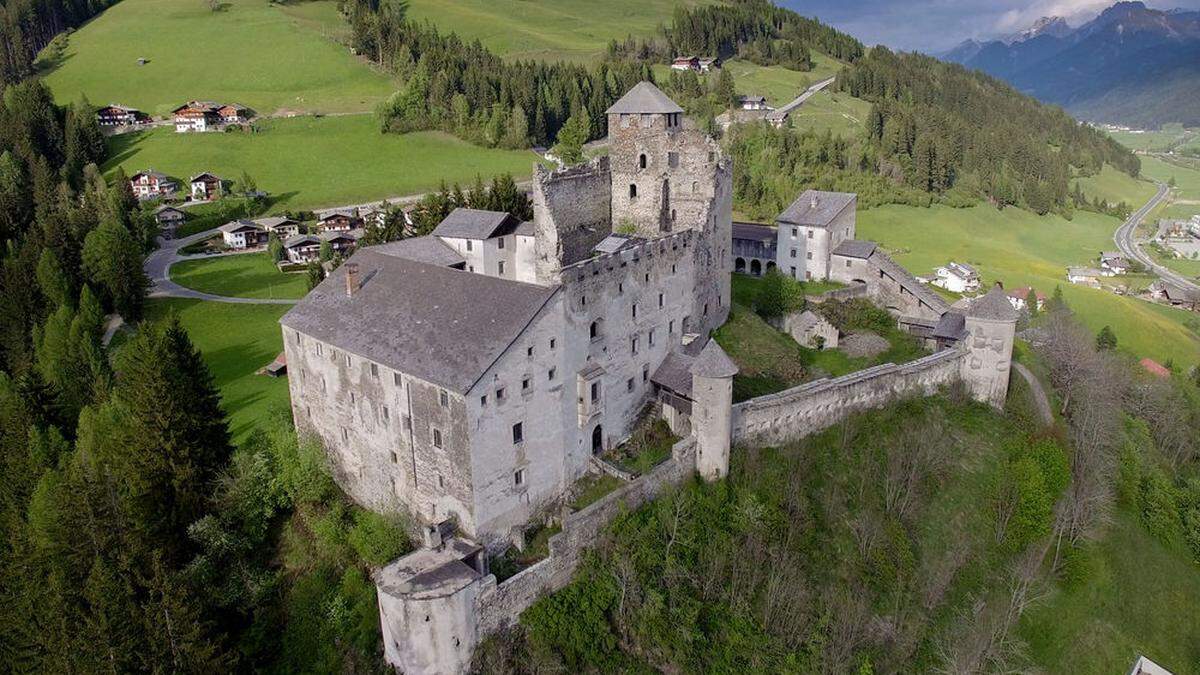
1138;468;1183;548
753;268;806;320
1058;542;1098;590
819;297;894;333
347;509;409;566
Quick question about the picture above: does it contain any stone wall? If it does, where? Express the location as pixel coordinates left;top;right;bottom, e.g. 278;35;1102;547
533;158;613;285
475;439;697;635
731;347;965;446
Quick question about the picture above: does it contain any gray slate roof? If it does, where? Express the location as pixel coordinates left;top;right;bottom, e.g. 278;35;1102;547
932;311;966;340
832;239;877;259
777;190;856;228
372;236;465;268
431;208;518;240
692;340;739;379
651;351;696;398
732;221;776;243
514;220;535;236
254;216;298;229
281;249;558;393
605;81;684;115
594;234;639;255
284;234;320;248
869;249;951;315
967;284;1019;321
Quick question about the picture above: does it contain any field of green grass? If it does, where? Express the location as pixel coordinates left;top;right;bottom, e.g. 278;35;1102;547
1108;124;1199;153
405;0;713;63
785;89;871;138
1020;512;1200;674
104;117;540;210
1141;155;1200;202
858;204;1200;369
723;53;846;107
38;0;394;115
144;298;291;443
172;253;308;300
1074;164;1156;208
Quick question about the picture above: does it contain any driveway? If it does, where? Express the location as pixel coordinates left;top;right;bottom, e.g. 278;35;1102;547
145;228;298;305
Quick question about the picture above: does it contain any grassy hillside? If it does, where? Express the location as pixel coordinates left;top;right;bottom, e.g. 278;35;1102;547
858;204;1200;369
1108;125;1199;154
722;53;845;106
405;0;715;64
171;253;308;300
1073;164;1157;208
37;0;394;114
1020;512;1200;674
104;117;539;210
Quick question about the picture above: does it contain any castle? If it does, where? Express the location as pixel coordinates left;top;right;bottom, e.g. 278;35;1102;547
279;82;1017;674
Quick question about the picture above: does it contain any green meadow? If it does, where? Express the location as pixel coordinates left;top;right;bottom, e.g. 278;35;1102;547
171;253;308;300
405;0;714;64
858;204;1200;369
38;0;394;115
1074;164;1156;208
144;298;291;443
1107;124;1199;153
104;117;540;211
723;53;846;106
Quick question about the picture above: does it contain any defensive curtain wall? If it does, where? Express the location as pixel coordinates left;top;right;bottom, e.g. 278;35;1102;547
375;298;1015;673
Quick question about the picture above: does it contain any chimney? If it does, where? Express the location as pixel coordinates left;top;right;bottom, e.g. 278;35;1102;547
810;194;819;208
345;263;360;297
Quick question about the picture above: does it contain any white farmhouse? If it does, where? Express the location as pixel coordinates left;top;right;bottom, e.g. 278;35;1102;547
933;262;980;293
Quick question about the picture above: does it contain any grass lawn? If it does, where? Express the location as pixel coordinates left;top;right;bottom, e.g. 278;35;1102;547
1141;155;1200;202
405;0;714;64
37;0;394;115
171;253;308;300
144;298;291;443
569;473;624;511
1074;164;1156;208
104;117;540;211
1019;512;1200;674
858;204;1200;370
1108;124;1199;153
785;89;872;138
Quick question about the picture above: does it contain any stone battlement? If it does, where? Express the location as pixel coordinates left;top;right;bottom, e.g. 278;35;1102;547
561;230;695;279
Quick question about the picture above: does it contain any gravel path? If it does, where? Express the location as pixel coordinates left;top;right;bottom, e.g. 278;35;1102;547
1012;362;1053;427
145;229;298;305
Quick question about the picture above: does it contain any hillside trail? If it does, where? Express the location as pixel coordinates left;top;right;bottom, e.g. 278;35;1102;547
1012;362;1053;427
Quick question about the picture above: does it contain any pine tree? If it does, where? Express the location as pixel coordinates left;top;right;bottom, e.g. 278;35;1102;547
552;107;590;165
306;260;326;290
1096;325;1117;351
318;239;333;263
81;218;148;321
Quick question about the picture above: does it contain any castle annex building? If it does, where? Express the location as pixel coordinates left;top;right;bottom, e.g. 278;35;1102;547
281;82;733;543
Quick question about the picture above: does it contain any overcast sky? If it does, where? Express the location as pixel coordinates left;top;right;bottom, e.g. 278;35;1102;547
779;0;1200;52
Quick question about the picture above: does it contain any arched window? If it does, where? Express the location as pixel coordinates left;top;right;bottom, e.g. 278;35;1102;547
638;154;647;169
629;184;637;199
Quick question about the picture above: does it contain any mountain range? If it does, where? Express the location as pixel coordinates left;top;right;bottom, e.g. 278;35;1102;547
941;2;1200;128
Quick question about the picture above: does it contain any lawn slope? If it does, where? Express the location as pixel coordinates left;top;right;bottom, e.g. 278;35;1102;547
171;253;308;300
38;0;394;114
104;117;540;210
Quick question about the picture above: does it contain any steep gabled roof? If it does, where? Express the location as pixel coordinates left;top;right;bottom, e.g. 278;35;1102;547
372;236;465;268
431;208;519;240
281;250;558;394
832;239;877;259
777;190;856;228
605;81;684;115
219;219;261;234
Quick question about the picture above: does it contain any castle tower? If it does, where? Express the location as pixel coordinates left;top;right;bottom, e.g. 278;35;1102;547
960;283;1019;409
691;340;738;481
605;82;692;238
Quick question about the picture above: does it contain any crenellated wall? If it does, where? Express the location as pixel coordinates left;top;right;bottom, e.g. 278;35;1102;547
532;157;613;285
731;347;966;446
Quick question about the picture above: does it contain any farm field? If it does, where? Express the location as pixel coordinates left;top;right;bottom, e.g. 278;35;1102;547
143;298;291;443
171;253;308;300
104;117;541;211
858;204;1200;370
405;0;714;63
1141;155;1200;202
37;0;394;115
1107;124;1199;153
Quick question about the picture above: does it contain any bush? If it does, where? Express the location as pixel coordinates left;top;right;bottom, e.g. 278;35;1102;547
753;268;806;320
1138;468;1183;548
819;297;894;333
347;509;409;566
1059;542;1098;590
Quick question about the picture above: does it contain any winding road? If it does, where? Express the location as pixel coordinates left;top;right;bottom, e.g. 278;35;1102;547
145;228;298;305
1113;182;1200;294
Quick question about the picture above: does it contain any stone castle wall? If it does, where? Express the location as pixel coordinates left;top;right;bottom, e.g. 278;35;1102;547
732;347;966;446
533;157;613;285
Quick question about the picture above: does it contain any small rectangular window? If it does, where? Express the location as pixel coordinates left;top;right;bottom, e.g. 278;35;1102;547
432;428;442;448
480;394;487;406
550;338;556;350
350;392;356;405
806;252;813;260
394;372;402;387
498;260;505;276
439;390;449;407
668;152;679;168
642;364;649;382
466;239;473;251
522;377;531;392
512;422;523;444
382;405;389;421
548;368;556;381
648;329;655;347
345;355;351;367
590;381;601;403
669;319;675;334
790;249;797;258
807;230;814;239
514;468;525;486
402;414;411;431
631;303;638;319
791;227;798;237
390;451;398;464
438;474;444;488
527;346;534;357
370;363;379;378
658;293;664;308
496;387;505;401
497;238;505;250
315;343;322;355
631;336;639;355
341;428;348;441
626;378;634;392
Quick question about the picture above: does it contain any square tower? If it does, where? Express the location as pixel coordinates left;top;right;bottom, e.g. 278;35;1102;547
606;82;690;238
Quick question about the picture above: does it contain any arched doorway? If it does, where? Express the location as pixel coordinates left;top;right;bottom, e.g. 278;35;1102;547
735;257;746;273
592;425;603;454
750;259;762;276
766;261;777;272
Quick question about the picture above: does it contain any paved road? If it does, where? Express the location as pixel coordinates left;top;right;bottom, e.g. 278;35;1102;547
1113;182;1200;294
145;228;298;305
771;77;836;118
1012;362;1053;427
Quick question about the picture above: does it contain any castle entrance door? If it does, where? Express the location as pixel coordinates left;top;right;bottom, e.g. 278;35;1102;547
592;425;603;454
